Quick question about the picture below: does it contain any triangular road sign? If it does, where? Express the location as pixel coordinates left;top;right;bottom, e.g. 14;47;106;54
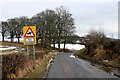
24;27;35;37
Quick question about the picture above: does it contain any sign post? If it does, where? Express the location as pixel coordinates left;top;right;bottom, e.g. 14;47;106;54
27;46;29;55
23;26;36;60
33;45;35;61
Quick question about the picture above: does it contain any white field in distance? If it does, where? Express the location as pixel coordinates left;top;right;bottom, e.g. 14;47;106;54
0;33;85;51
51;44;85;50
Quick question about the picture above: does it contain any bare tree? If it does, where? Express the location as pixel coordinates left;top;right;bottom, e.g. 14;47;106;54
86;28;107;54
31;9;58;48
1;21;8;41
2;6;76;51
7;18;18;42
18;16;30;43
56;6;75;50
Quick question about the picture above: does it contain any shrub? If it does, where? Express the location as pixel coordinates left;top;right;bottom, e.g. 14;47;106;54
2;51;46;78
75;48;86;58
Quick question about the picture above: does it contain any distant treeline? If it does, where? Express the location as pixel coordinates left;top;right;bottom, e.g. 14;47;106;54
1;6;76;50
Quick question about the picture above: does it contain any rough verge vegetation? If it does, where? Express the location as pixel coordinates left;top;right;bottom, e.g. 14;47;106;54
2;42;56;78
75;28;120;69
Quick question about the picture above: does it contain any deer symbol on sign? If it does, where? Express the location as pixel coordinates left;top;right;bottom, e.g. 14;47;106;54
27;32;32;35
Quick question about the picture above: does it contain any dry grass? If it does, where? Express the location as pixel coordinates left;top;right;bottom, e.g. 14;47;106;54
25;53;53;78
1;41;56;78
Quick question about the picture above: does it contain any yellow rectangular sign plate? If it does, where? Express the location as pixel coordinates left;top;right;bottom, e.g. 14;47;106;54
23;26;36;45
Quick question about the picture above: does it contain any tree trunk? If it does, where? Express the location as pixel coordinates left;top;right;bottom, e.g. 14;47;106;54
16;33;20;43
53;39;55;50
11;38;14;42
48;38;51;48
17;37;20;43
2;34;4;41
36;37;39;45
41;38;43;47
58;40;60;50
10;34;14;42
63;41;66;51
86;45;90;55
44;38;47;48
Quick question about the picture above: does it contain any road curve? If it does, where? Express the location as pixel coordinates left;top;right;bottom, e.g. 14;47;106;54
46;53;119;79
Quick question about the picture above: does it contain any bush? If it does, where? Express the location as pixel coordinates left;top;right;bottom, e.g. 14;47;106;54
2;53;27;78
75;48;86;58
93;48;106;61
2;51;46;78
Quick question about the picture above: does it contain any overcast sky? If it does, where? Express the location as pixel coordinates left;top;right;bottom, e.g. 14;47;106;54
0;0;119;39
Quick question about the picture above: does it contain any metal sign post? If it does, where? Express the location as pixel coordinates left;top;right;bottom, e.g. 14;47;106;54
33;44;36;61
26;46;29;60
27;46;29;55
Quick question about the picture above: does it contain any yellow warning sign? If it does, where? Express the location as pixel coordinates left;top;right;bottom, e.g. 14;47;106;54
23;26;36;45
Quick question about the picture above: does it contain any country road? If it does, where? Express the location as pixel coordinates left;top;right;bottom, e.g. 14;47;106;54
46;53;119;79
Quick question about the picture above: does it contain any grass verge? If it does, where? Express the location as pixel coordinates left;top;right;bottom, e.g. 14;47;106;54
25;52;54;79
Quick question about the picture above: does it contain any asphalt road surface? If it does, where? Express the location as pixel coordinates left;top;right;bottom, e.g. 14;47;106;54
46;53;119;79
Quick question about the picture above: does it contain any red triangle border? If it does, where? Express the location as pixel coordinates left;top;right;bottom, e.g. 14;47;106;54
24;27;35;38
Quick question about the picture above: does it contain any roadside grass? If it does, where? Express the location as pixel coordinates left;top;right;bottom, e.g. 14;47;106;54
26;58;49;78
1;41;21;45
1;49;15;53
1;41;26;50
25;52;54;79
1;41;25;48
74;47;120;75
74;48;86;59
1;41;59;78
